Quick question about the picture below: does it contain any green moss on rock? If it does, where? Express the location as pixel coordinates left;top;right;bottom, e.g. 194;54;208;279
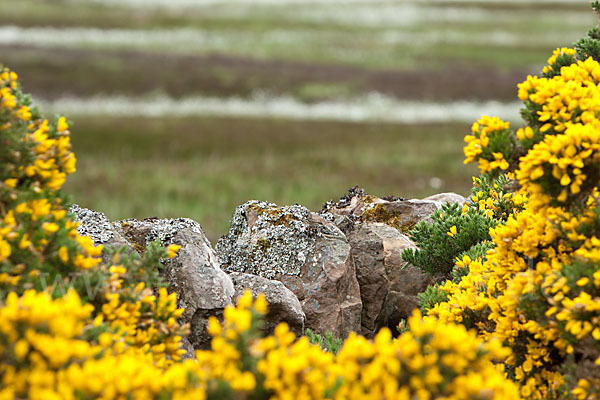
362;203;417;234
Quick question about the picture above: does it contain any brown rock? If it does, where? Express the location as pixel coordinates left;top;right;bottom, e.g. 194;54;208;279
348;222;436;336
360;199;440;232
347;223;389;337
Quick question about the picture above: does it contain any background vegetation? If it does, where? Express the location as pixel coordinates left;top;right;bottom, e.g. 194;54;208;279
1;0;595;242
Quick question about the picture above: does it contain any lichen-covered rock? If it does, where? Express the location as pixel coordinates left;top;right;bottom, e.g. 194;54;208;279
423;192;467;206
322;187;439;234
217;201;362;338
348;222;437;336
69;204;135;263
229;272;305;337
119;217;234;349
216;201;315;279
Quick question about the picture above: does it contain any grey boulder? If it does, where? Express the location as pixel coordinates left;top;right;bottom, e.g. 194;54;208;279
217;201;362;338
69;204;136;263
229;272;305;337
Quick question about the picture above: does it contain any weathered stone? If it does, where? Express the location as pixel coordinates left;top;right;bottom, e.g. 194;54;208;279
381;226;442;330
361;199;440;233
179;337;196;360
117;217;235;349
217;201;362;338
69;204;136;263
348;222;436;336
322;187;440;234
229;272;305;336
423;192;467;206
347;223;389;337
217;201;315;279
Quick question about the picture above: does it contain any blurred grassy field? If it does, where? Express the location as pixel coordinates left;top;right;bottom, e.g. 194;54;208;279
64;116;476;242
2;0;596;242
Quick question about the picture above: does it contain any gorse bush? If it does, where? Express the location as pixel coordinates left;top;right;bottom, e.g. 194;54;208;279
425;14;600;398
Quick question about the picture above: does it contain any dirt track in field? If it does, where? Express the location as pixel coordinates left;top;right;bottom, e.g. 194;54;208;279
2;44;534;102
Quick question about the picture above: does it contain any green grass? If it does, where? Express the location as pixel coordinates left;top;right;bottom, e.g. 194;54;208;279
1;1;595;71
63;116;477;243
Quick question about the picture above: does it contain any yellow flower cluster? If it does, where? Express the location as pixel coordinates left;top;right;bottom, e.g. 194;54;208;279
517;120;600;205
514;54;600;208
429;201;588;397
469;175;526;220
0;289;208;400
546;47;577;67
0;195;103;292
0;66;200;397
99;284;189;365
0;66;103;290
192;290;521;400
0;69;19;112
257;324;336;399
0;289;95;399
197;290;265;393
519;55;600;134
1;69;75;193
332;310;519;400
541;47;577;77
7;286;509;400
464;115;512;174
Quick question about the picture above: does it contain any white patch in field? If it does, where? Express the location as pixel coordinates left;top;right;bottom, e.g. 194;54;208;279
0;25;585;50
35;92;524;124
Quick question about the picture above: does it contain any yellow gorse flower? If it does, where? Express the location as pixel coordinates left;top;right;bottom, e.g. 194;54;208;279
447;225;457;237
